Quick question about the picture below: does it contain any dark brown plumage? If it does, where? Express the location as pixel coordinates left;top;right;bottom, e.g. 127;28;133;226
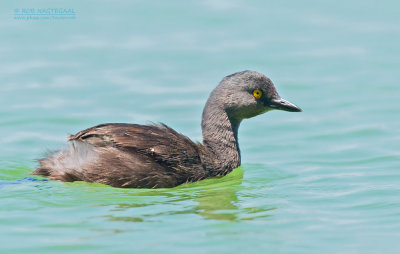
32;71;301;188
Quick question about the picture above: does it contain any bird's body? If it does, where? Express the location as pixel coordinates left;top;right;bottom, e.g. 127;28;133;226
35;124;213;188
32;71;301;188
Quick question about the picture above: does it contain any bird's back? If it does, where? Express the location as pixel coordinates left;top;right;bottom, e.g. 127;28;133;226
32;123;210;188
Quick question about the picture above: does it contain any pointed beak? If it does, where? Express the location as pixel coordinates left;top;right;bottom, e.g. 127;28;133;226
268;97;302;112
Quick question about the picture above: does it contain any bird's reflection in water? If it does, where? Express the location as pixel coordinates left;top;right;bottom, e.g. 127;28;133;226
191;169;243;221
194;186;239;221
104;167;245;222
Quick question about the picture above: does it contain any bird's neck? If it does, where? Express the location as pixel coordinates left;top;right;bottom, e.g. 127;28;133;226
201;100;241;176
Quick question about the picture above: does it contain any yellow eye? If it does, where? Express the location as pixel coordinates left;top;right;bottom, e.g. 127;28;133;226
253;89;262;99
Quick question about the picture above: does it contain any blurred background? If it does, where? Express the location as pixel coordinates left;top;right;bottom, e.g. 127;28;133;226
0;0;399;253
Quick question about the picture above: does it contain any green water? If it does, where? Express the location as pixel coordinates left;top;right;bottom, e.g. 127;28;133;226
1;0;399;253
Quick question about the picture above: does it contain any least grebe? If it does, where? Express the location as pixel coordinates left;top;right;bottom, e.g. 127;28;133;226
32;71;301;188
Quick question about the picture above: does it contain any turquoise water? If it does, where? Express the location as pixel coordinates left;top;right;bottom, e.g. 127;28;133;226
1;0;400;253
